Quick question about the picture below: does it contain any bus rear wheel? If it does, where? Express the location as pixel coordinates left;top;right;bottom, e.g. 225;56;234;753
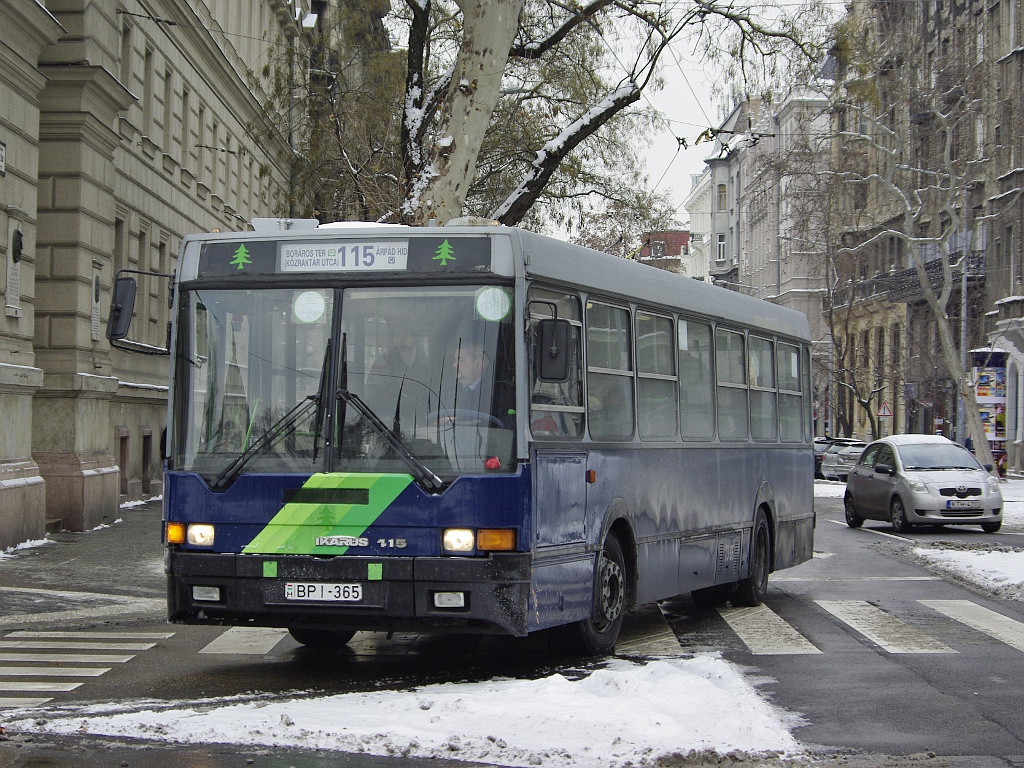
732;510;771;607
564;534;628;656
288;627;356;649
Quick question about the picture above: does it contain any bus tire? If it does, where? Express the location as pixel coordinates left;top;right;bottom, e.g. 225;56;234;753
732;509;771;607
288;627;356;649
566;534;628;656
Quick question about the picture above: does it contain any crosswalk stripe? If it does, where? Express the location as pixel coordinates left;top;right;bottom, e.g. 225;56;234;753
920;600;1024;653
199;627;288;655
0;697;53;707
0;640;156;651
717;605;821;655
0;682;83;691
815;600;957;654
615;604;684;656
4;631;174;640
0;653;135;663
0;666;110;677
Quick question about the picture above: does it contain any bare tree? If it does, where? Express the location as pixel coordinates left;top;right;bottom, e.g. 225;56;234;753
255;0;830;228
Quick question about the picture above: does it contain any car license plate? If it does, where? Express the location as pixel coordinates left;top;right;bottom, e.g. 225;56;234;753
284;582;363;602
946;499;981;510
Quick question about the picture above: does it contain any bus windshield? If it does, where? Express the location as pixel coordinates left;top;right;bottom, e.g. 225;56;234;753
174;284;517;484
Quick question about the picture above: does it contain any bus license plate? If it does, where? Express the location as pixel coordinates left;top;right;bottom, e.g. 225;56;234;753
946;499;981;510
284;582;363;602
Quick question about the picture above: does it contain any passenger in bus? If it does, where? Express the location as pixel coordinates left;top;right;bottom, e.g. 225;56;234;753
366;324;431;427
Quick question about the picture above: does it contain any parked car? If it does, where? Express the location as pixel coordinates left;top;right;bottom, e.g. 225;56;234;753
821;441;866;481
814;437;864;478
844;434;1003;533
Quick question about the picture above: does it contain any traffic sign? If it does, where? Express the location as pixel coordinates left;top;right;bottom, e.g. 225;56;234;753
877;401;892;418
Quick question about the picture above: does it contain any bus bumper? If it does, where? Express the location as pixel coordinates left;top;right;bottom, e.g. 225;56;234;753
166;550;532;637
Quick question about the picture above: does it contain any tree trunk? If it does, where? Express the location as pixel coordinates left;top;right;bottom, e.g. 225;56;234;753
410;0;526;225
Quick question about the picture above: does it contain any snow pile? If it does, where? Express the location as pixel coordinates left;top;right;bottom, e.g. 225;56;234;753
17;657;801;767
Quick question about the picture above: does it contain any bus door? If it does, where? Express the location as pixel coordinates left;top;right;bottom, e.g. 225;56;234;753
534;452;586;546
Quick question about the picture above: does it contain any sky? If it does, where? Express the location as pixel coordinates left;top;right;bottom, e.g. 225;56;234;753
642;53;723;225
3;484;1022;766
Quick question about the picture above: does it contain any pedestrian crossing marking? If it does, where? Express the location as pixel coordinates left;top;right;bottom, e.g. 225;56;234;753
3;631;174;640
199;627;288;655
0;682;82;692
0;666;110;677
920;600;1024;653
815;600;957;654
0;653;135;663
615;604;685;656
0;629;172;710
0;640;157;651
717;605;821;655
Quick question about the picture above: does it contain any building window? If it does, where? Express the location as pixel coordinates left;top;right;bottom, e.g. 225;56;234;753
716;234;726;262
717;184;727;211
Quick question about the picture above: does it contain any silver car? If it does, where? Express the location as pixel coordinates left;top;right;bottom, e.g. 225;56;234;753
821;442;866;481
844;434;1003;533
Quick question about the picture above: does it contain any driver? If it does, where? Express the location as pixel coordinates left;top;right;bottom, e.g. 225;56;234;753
445;340;514;428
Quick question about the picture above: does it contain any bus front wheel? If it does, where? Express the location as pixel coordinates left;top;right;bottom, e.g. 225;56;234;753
565;534;628;656
732;510;771;607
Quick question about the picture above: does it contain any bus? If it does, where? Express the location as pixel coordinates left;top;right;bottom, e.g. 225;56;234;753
107;220;814;655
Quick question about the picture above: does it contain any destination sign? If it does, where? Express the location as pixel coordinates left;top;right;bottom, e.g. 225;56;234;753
280;241;409;272
197;235;491;277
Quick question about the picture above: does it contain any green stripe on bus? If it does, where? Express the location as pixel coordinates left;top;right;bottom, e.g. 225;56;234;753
241;473;413;555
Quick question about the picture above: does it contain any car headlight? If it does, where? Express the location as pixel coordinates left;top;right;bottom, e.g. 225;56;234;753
906;477;927;493
985;475;1001;490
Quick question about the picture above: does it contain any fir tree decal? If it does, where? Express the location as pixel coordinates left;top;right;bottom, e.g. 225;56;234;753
230;244;252;270
433;239;456;266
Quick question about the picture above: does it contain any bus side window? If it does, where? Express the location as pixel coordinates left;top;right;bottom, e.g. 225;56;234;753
778;342;803;442
749;336;777;441
679;319;714;439
637;311;677;440
586;301;634;440
715;328;748;441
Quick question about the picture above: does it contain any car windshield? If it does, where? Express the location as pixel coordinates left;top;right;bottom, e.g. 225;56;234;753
897;443;983;471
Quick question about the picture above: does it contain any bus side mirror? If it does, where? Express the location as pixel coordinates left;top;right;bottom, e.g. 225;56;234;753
106;276;137;340
537;318;570;382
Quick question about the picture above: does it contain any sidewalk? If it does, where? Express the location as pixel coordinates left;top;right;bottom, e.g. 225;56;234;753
0;499;165;629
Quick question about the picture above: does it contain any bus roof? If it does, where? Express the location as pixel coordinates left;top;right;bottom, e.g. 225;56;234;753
508;228;811;342
178;223;810;342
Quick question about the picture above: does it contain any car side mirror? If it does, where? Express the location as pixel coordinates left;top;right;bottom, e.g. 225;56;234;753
874;463;895;475
984;463;993;472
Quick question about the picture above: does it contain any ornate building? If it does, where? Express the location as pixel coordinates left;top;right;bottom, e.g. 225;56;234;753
0;0;313;547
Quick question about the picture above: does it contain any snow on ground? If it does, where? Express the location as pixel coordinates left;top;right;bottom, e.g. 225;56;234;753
11;657;801;767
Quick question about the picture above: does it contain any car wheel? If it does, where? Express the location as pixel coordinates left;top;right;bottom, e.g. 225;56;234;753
563;534;628;656
844;494;864;528
733;509;771;607
980;520;1002;533
890;497;912;533
288;627;356;649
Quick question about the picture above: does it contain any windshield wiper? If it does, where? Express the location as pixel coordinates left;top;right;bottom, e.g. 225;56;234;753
338;387;444;492
211;395;319;489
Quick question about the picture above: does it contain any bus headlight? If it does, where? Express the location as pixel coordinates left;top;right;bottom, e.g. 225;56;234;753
187;524;216;546
442;528;475;552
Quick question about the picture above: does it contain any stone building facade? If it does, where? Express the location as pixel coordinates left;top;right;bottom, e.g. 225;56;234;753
0;0;312;548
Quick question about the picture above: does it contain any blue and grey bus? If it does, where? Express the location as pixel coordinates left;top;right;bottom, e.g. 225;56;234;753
108;221;814;655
